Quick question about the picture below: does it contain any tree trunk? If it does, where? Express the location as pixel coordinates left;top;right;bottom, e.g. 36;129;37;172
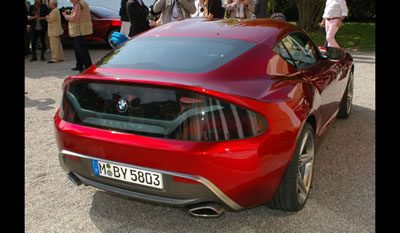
294;0;325;31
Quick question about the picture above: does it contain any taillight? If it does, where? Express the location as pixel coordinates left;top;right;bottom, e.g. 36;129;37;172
60;85;78;123
60;81;268;142
176;96;268;141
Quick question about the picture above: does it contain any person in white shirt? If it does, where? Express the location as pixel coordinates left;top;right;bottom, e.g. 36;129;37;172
321;0;348;48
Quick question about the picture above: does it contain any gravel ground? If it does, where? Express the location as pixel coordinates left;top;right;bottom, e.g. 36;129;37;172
25;44;375;233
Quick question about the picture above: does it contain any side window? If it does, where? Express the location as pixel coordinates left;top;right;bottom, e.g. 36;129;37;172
272;41;296;67
273;32;318;70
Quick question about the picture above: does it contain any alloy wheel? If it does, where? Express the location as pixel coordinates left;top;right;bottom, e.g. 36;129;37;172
346;72;354;114
297;130;315;205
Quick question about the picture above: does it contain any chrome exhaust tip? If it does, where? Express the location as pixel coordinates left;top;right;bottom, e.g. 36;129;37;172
67;172;82;186
188;202;225;218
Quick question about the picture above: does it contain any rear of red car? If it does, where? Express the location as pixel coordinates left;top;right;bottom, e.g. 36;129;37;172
54;22;304;217
54;77;298;207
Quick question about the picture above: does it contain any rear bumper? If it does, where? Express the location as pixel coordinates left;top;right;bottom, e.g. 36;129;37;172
59;149;242;209
54;101;299;209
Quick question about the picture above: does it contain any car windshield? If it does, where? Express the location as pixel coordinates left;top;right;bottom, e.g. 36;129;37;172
96;36;256;73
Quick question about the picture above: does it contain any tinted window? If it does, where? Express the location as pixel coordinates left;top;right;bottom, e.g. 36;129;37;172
62;81;268;141
273;32;318;70
96;36;256;73
273;41;296;67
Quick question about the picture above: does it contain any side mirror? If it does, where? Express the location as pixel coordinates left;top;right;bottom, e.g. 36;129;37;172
325;47;345;60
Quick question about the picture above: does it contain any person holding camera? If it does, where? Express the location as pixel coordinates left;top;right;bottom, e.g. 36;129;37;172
153;0;196;24
62;0;93;72
224;0;254;19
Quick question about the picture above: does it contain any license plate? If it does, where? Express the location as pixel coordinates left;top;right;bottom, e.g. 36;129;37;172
92;160;163;189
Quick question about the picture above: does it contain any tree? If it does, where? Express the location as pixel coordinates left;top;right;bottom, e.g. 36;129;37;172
293;0;325;31
269;0;298;21
346;0;375;22
271;0;375;29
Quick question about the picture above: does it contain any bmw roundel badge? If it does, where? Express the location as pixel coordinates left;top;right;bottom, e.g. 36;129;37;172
117;98;128;113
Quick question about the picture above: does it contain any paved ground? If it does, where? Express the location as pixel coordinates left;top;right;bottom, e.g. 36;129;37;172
25;44;375;233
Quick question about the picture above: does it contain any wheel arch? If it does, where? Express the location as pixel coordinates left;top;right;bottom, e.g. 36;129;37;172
305;114;317;136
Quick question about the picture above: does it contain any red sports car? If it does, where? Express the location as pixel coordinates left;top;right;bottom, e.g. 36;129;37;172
54;18;354;217
60;6;121;48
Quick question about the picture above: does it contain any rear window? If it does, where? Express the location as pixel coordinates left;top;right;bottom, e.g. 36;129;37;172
61;81;268;141
96;36;256;73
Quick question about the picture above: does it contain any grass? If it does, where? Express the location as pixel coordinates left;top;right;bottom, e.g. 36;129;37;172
305;22;375;51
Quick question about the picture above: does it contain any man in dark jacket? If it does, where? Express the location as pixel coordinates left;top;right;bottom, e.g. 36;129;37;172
207;0;224;18
119;0;130;36
126;0;150;37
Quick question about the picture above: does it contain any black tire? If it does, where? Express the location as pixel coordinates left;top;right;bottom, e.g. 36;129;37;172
337;70;354;119
267;123;315;211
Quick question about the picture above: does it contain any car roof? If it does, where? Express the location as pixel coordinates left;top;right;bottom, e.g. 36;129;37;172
142;18;303;47
90;6;119;19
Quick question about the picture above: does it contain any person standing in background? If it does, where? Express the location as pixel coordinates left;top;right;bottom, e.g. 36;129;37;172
126;0;150;37
119;0;130;37
206;0;224;18
321;0;348;48
45;0;64;63
28;0;49;61
62;0;93;73
42;0;51;53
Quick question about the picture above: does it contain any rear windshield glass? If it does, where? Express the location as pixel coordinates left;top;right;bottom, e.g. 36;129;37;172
96;36;256;73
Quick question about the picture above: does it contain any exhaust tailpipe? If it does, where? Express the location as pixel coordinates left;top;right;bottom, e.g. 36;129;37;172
67;172;82;186
188;202;225;218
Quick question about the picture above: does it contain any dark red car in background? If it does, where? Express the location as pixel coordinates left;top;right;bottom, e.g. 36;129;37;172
54;18;354;218
60;6;121;48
